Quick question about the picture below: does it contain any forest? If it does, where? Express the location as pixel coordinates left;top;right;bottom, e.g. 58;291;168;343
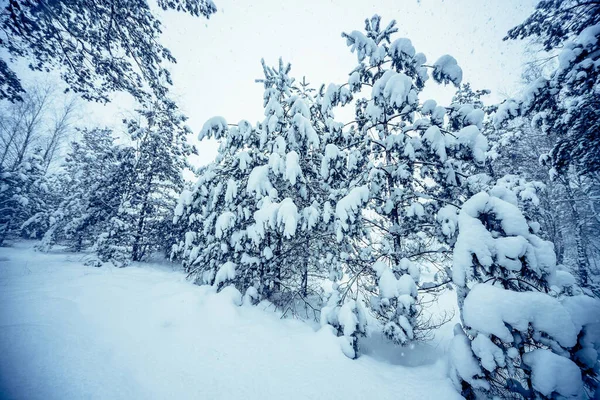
0;1;599;399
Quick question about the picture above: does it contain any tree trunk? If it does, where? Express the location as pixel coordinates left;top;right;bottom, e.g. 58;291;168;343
301;265;308;297
565;184;589;286
131;173;153;262
131;209;147;262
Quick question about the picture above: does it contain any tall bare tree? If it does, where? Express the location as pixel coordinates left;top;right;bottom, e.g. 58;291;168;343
0;83;78;171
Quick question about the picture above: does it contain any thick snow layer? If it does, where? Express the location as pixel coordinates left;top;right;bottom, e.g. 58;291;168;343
199;116;228;140
237;151;252;172
522;349;583;398
456;125;487;164
291;113;319;149
436;205;458;237
335;185;370;241
465;109;485;129
463;284;578;347
493;99;520;127
421;99;437;115
373;261;401;299
471;334;505;372
321;143;341;179
344;30;376;62
561;295;600;369
448;325;489;391
301;205;320;231
0;242;461;400
432;55;463;86
452;192;556;287
338;300;362;337
575;23;600;47
372;261;418;301
422;126;447;162
290;97;310;118
390;38;416;60
284;151;302;186
214;261;236;287
383;73;414;109
246;165;273;197
215;211;236;238
372;71;415;110
321;83;341;115
276;198;299;238
225;178;238;204
173;189;193;222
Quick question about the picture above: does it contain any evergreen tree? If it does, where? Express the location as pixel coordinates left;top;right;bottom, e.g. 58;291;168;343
500;1;600;177
96;102;196;265
497;1;600;294
38;101;194;266
449;188;600;399
318;15;489;347
39;128;136;255
0;147;48;245
174;59;335;310
1;0;216;104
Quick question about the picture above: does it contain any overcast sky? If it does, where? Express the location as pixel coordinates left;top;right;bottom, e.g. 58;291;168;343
13;0;540;168
159;0;538;166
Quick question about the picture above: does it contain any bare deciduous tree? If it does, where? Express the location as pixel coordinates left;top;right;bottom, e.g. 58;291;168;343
0;83;79;172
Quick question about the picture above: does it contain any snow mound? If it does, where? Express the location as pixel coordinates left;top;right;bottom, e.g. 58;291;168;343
463;284;578;347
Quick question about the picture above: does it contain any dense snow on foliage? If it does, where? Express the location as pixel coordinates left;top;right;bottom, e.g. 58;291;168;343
169;16;600;399
450;184;600;399
173;15;500;359
2;1;600;398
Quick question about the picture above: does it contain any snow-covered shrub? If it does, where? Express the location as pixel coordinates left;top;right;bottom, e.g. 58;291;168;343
320;288;367;359
450;190;600;399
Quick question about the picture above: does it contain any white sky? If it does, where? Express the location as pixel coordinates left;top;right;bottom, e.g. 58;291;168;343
159;0;538;167
10;0;539;168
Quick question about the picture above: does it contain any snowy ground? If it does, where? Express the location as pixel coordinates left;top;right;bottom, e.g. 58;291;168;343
0;241;461;400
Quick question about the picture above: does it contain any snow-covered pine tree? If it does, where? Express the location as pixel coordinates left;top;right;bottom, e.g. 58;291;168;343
0;147;48;245
496;0;600;298
249;61;328;306
501;0;600;176
500;0;600;176
317;15;489;349
449;188;600;399
96;101;196;266
451;84;551;249
19;149;62;240
39;128;136;255
481;58;600;295
174;59;336;311
314;72;372;359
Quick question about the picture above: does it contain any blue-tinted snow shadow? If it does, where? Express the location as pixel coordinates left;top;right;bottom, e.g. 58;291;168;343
360;332;442;367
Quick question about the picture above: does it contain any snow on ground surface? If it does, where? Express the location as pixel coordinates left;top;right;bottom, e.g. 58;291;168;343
0;241;461;400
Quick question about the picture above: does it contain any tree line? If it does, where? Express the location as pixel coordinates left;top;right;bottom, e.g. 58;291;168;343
1;1;599;398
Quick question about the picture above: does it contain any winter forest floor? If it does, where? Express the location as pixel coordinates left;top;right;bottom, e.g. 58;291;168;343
0;241;461;400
